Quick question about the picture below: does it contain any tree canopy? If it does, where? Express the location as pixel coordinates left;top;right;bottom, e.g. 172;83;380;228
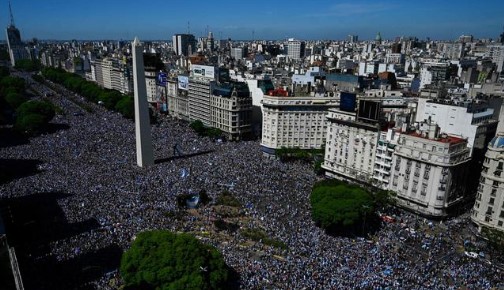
41;67;133;119
15;100;55;135
14;59;41;72
120;230;231;290
190;120;222;139
310;179;377;235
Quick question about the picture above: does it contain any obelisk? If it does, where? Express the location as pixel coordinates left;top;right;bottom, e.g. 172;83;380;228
132;37;154;167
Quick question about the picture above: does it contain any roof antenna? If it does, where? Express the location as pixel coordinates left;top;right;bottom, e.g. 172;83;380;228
187;21;190;34
8;0;15;27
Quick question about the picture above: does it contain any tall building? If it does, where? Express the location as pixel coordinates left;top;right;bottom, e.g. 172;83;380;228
184;64;252;140
348;35;358;43
5;1;28;66
90;57;133;94
132;37;154;167
322;107;380;183
287;38;305;61
416;99;497;156
419;62;450;89
486;45;504;73
172;34;197;56
389;121;471;217
231;47;247;61
261;90;338;154
471;132;504;232
167;75;189;120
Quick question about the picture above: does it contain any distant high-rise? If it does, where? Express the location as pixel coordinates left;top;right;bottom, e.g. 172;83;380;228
172;34;197;56
375;32;382;44
5;1;29;66
231;47;247;60
287;38;305;61
500;26;504;44
132;37;154;167
347;35;358;43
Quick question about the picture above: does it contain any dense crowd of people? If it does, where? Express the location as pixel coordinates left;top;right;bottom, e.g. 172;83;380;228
1;79;503;289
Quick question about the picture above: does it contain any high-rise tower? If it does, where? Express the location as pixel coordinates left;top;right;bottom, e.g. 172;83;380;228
5;1;28;66
132;37;154;167
172;34;197;56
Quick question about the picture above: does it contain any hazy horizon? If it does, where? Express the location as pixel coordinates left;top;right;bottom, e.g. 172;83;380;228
1;0;503;42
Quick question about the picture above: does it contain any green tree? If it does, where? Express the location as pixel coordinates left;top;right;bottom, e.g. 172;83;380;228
190;120;205;135
15;113;46;134
0;66;9;79
481;226;504;255
120;230;231;290
14;59;41;71
372;189;397;210
4;91;28;109
0;76;25;93
0;49;9;61
310;179;375;235
115;96;134;119
15;100;55;134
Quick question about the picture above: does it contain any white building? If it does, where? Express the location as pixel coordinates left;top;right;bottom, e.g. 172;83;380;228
372;129;400;188
389;121;471;217
471;133;504;232
416;99;497;155
485;45;504;73
419;62;450;89
184;64;253;140
261;94;338;154
322;108;380;183
145;70;157;103
287;38;305;61
291;67;325;86
89;57;133;94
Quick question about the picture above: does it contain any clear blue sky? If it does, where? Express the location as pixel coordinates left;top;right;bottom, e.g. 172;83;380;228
2;0;504;41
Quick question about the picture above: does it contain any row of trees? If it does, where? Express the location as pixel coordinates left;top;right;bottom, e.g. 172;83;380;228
0;66;55;134
190;120;223;139
41;67;134;119
14;59;41;72
275;146;325;175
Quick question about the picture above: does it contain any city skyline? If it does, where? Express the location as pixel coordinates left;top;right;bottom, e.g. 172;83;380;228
1;0;504;41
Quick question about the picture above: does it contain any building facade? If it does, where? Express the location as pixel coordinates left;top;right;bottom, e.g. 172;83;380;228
90;57;133;94
471;133;504;232
389;122;471;218
210;82;252;140
261;94;338;154
322;108;380;183
172;34;197;56
287;38;305;61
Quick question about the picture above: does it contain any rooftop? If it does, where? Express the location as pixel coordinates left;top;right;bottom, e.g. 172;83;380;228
408;132;467;145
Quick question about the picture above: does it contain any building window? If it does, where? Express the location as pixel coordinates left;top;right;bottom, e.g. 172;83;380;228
490;198;495;205
498;220;503;227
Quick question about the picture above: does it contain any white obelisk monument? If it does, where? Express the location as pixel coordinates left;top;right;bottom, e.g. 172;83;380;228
132;37;154;167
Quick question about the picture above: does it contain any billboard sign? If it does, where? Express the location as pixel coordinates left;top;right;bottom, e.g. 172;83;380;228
340;92;356;112
178;75;189;90
191;64;215;79
156;72;167;86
